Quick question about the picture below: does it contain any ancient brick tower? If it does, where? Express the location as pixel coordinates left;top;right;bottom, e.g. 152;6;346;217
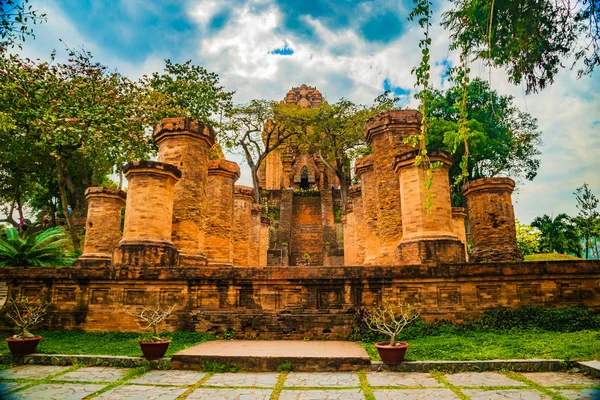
261;85;344;266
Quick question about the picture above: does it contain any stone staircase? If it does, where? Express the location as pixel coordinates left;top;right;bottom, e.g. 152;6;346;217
290;195;324;265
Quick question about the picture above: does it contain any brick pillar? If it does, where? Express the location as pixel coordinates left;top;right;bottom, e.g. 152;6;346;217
154;117;215;266
113;161;181;267
249;204;263;266
348;184;365;265
232;185;254;266
364;110;418;264
259;216;270;266
463;177;523;262
354;155;379;265
205;159;240;266
452;207;469;261
77;187;126;265
342;202;356;266
320;189;336;247
394;150;465;264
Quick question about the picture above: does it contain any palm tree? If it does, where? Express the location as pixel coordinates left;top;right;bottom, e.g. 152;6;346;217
531;214;582;257
0;227;76;267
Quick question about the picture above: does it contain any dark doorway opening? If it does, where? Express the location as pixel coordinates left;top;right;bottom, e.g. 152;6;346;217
300;165;309;190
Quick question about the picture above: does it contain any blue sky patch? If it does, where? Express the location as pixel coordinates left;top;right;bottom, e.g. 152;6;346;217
271;41;294;56
383;78;410;96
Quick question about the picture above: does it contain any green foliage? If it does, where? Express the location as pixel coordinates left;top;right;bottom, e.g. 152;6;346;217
334;208;343;224
525;253;583;261
429;78;542;195
277;362;292;372
0;0;46;47
573;183;600;259
442;0;599;93
144;59;234;126
532;214;582;257
516;220;541;256
202;361;239;372
0;227;75;267
293;189;320;197
0;330;215;357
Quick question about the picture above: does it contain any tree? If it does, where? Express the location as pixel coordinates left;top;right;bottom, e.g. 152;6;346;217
221;100;314;203
0;0;46;47
429;78;542;204
531;214;582;257
442;0;599;94
0;227;75;267
300;94;398;207
515;220;541;256
573;183;600;259
144;59;234;127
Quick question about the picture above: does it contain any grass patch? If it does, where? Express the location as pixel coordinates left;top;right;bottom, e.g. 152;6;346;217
0;331;215;357
361;330;600;361
525;253;583;261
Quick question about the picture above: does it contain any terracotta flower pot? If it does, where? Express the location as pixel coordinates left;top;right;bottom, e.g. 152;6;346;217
375;341;409;365
5;336;42;357
139;340;171;361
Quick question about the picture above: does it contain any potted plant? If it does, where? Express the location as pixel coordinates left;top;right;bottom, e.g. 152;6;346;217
126;303;176;361
4;295;52;356
363;302;419;365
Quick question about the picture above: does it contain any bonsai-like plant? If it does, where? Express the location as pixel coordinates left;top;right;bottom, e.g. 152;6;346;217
0;227;76;267
126;303;176;342
363;302;419;346
281;242;288;247
5;295;52;339
303;253;311;264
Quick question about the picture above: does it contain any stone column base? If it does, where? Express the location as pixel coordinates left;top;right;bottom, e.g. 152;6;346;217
112;241;179;267
395;237;465;265
73;254;112;268
179;253;209;267
469;248;522;263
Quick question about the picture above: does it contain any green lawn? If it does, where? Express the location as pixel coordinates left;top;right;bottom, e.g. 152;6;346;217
361;330;600;361
524;253;583;261
0;331;215;357
2;330;599;361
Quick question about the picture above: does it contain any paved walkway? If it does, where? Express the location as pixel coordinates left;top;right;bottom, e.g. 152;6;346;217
0;365;598;399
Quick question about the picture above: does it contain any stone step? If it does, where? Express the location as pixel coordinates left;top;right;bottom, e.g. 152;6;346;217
171;340;370;372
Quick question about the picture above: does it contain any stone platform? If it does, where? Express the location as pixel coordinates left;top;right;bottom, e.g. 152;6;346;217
171;340;371;371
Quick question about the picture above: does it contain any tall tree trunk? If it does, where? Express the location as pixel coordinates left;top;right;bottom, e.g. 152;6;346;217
251;165;261;204
56;158;81;250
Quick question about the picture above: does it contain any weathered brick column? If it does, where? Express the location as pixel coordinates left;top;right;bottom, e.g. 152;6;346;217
77;187;126;265
112;161;181;267
452;207;469;261
249;204;263;266
342;202;356;266
232;185;254;266
259;216;270;267
205;159;240;266
154;117;215;266
463;177;523;262
354;155;379;265
394;150;465;264
364;110;419;264
348;184;366;265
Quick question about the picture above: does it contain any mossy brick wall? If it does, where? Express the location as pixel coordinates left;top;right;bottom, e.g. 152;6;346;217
1;260;598;339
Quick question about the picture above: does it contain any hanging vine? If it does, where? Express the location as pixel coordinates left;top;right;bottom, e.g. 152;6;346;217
451;45;471;188
408;0;441;214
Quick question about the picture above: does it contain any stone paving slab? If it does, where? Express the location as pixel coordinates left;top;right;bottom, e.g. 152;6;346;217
366;371;443;387
57;366;129;383
4;383;106;400
285;372;360;387
0;365;70;380
372;388;459;399
462;389;552;399
445;372;527;387
554;388;600;399
279;389;365;400
0;382;25;395
521;372;600;387
95;384;186;399
129;370;206;386
187;388;273;399
202;372;279;387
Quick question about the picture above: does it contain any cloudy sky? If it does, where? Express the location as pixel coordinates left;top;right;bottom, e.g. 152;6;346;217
18;0;600;223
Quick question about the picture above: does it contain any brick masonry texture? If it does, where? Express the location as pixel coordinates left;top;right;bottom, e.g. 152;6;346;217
1;260;598;338
233;186;255;267
155;117;215;266
354;155;379;265
205;159;240;266
463;177;523;262
365;110;420;264
78;187;126;262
